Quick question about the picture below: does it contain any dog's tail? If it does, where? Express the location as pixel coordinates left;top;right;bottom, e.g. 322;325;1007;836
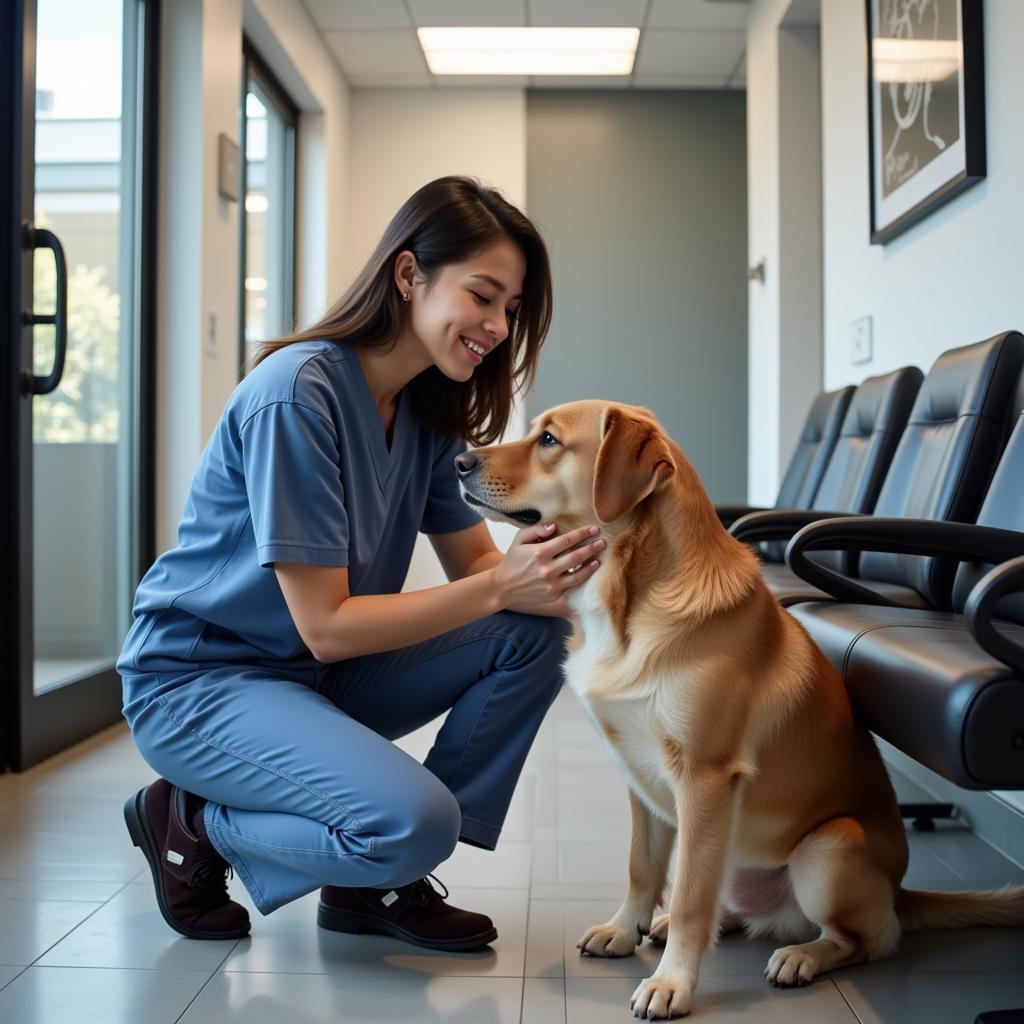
896;885;1024;931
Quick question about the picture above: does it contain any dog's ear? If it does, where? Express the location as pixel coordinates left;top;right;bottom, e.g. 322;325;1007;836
593;407;676;523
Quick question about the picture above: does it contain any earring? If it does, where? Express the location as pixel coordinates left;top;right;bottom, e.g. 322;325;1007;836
402;291;410;302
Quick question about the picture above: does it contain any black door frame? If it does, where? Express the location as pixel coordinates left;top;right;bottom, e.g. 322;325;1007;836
0;0;159;771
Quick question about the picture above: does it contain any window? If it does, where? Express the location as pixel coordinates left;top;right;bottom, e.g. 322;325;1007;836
30;0;155;693
240;41;298;369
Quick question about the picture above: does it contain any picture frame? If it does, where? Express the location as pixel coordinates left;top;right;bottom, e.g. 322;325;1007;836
866;0;986;245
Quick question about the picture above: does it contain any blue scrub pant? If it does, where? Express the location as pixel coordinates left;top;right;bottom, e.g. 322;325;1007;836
121;611;569;915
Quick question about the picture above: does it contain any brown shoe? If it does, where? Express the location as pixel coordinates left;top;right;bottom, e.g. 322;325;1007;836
124;778;251;940
317;874;497;951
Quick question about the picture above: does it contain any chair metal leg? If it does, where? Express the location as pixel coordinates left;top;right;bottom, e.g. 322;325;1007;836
898;801;957;832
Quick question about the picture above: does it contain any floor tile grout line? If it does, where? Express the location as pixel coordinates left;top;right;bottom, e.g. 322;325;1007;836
553;713;570;1022
0;965;31;995
909;834;971;883
21;872;140;970
6;964;242;974
215;969;552;979
912;831;1024;884
830;976;866;1023
173;941;242;1023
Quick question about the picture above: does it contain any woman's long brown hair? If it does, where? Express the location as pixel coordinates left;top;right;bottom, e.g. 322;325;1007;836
250;176;553;446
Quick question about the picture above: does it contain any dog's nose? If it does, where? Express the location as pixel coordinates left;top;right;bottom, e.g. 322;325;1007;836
454;452;479;477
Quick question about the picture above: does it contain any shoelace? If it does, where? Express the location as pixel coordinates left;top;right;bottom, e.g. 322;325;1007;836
410;873;449;906
187;856;234;889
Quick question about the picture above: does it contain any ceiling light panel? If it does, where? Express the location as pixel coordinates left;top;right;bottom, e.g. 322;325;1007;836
417;26;640;76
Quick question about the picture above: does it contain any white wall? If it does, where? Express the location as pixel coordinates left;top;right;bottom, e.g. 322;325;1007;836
155;0;350;553
346;88;528;590
745;0;785;505
745;0;823;506
156;0;241;554
821;0;1024;387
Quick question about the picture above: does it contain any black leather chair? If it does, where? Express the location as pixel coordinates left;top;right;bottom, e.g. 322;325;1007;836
716;385;854;535
784;399;1024;791
729;365;922;589
733;332;1024;608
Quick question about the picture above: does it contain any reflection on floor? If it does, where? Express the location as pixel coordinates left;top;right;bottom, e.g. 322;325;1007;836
1;687;1023;1023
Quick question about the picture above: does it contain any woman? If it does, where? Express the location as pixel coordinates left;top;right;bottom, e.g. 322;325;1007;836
117;176;606;951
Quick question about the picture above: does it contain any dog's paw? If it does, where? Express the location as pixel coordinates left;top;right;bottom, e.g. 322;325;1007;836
576;921;641;958
630;972;693;1019
647;913;670;945
764;945;818;987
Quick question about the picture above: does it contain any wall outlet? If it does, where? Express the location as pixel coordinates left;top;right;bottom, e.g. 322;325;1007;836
850;315;872;365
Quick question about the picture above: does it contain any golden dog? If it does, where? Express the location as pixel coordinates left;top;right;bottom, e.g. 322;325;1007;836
458;399;1024;1019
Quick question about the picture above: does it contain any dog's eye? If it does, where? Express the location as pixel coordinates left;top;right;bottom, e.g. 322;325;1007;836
538;431;559;447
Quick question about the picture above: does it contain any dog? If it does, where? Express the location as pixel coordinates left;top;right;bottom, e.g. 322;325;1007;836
457;399;1024;1019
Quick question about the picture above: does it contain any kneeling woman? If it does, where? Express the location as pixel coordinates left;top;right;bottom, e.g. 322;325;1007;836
117;175;605;949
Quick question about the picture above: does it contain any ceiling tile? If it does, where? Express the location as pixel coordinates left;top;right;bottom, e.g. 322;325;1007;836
636;28;745;76
302;0;412;31
324;30;427;76
527;0;648;26
348;73;434;88
529;75;633;88
647;0;750;30
433;75;529;88
407;0;527;26
633;73;729;88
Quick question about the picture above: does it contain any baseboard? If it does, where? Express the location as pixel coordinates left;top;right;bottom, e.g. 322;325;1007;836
878;737;1024;872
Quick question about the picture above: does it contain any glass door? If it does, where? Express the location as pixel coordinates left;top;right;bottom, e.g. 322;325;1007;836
1;0;157;770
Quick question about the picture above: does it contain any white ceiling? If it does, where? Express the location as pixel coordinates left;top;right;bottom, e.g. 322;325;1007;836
300;0;749;90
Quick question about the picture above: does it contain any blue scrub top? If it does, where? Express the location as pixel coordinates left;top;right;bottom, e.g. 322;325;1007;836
117;339;483;674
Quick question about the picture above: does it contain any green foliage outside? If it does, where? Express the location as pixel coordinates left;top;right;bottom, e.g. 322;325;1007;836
32;212;120;443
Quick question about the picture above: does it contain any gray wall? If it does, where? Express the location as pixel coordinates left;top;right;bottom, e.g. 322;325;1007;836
525;90;748;502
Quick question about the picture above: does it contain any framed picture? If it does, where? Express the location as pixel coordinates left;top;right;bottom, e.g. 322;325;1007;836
866;0;986;245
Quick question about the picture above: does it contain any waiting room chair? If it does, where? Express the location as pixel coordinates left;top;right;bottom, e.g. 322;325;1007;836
729;364;922;587
732;332;1024;608
716;384;854;533
784;395;1024;790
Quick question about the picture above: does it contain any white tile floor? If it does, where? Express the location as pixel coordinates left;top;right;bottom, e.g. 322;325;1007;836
1;688;1023;1023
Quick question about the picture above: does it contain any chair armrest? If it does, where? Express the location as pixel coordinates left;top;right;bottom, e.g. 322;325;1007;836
965;555;1024;675
729;508;861;545
716;504;766;528
785;518;1024;607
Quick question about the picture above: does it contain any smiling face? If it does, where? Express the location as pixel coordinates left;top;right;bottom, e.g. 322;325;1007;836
455;400;678;531
396;237;526;383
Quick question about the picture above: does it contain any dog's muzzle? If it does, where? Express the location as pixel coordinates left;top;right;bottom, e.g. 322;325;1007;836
459;487;543;526
454;453;543;526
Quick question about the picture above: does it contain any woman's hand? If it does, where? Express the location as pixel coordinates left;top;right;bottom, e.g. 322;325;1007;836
490;522;605;610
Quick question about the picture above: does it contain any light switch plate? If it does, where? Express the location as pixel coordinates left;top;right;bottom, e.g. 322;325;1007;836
850;315;873;364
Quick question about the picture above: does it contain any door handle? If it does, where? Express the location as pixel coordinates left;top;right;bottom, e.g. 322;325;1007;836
21;221;69;396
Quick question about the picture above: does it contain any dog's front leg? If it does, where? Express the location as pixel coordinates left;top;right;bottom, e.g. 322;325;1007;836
578;789;674;958
630;763;743;1019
